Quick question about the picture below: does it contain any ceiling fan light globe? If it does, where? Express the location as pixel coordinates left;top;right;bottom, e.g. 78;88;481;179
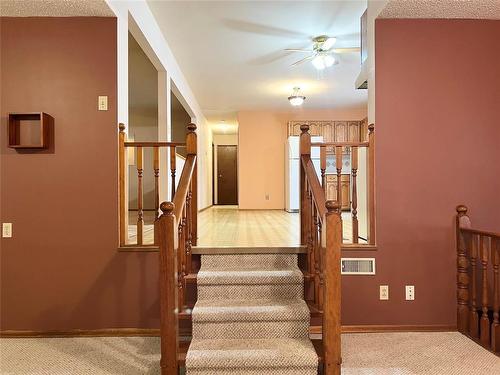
324;54;336;67
312;55;326;70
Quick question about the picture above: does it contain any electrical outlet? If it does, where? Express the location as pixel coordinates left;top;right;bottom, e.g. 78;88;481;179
265;193;270;201
2;223;12;238
405;285;415;300
98;96;108;111
380;285;389;300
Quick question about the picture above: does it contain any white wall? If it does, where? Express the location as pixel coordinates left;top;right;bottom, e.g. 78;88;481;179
213;133;238;205
106;0;212;210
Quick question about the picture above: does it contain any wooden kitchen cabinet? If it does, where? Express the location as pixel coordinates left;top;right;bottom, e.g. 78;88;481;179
326;174;351;211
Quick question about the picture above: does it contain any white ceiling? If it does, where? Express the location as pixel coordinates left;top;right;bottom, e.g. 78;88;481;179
147;1;368;125
0;0;113;17
380;0;500;19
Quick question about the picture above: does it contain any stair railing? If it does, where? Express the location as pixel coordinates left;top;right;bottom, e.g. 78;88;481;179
118;123;188;247
157;123;198;375
310;123;375;245
300;123;342;375
456;205;500;353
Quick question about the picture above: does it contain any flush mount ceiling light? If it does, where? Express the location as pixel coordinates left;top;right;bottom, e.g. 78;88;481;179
288;87;306;106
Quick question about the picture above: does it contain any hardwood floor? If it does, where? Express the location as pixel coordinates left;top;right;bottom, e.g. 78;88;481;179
127;206;361;247
198;206;300;247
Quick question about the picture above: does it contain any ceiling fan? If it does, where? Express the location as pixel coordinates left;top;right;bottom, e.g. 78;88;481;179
286;35;360;70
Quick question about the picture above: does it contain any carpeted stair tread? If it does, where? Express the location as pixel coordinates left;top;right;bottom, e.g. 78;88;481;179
197;269;303;285
186;253;318;374
186;338;318;370
200;254;298;270
192;299;309;322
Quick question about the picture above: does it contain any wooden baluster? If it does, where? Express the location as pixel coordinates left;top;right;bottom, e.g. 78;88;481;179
367;124;376;245
300;124;311;246
335;146;342;208
185;183;192;276
492;238;500;352
320;145;326;190
469;234;479;338
181;211;188;310
154;147;160;221
118;123;126;246
187;123;198;246
480;236;491;346
177;210;185;311
456;205;470;334
323;200;342;375
157;202;179;375
307;187;314;280
351;146;359;243
136;146;144;246
170;146;176;201
313;205;321;309
317;218;324;311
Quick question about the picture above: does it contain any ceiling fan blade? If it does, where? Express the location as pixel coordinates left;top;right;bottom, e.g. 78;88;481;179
332;47;360;53
291;55;314;67
284;48;313;53
322;37;337;50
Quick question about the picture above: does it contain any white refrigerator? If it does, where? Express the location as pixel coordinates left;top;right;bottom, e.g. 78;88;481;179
285;136;323;212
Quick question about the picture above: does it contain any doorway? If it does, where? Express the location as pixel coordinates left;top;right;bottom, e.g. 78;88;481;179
217;145;238;205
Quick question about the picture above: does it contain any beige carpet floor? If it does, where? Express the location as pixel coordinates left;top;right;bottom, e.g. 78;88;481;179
1;332;499;374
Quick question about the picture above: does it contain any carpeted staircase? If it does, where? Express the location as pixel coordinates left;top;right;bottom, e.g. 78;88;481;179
185;253;318;375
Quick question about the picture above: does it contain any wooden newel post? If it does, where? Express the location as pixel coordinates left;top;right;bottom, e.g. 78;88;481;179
456;205;470;334
118;123;127;247
367;124;376;245
158;201;179;375
300;124;311;245
186;123;198;246
323;200;342;375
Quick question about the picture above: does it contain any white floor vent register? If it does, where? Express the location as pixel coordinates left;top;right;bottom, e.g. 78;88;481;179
341;258;376;275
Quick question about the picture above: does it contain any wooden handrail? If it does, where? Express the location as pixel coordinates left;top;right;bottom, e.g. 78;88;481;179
172;155;196;225
455;205;500;353
301;156;326;219
311;141;370;147
124;141;186;147
460;227;500;239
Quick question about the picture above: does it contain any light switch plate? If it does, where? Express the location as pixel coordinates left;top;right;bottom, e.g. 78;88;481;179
2;223;12;238
380;285;389;300
98;96;108;111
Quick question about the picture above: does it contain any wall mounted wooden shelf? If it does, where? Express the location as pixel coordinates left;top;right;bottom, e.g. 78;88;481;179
8;112;52;150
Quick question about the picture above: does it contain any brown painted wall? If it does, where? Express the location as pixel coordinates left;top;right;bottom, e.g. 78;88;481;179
342;19;500;326
0;17;159;331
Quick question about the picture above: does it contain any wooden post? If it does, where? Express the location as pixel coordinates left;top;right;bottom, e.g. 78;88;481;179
300;124;311;245
367;124;376;245
187;123;198;246
119;123;126;246
158;202;179;375
492;238;500;352
136;146;144;246
323;200;342;375
456;205;470;334
351;146;359;243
